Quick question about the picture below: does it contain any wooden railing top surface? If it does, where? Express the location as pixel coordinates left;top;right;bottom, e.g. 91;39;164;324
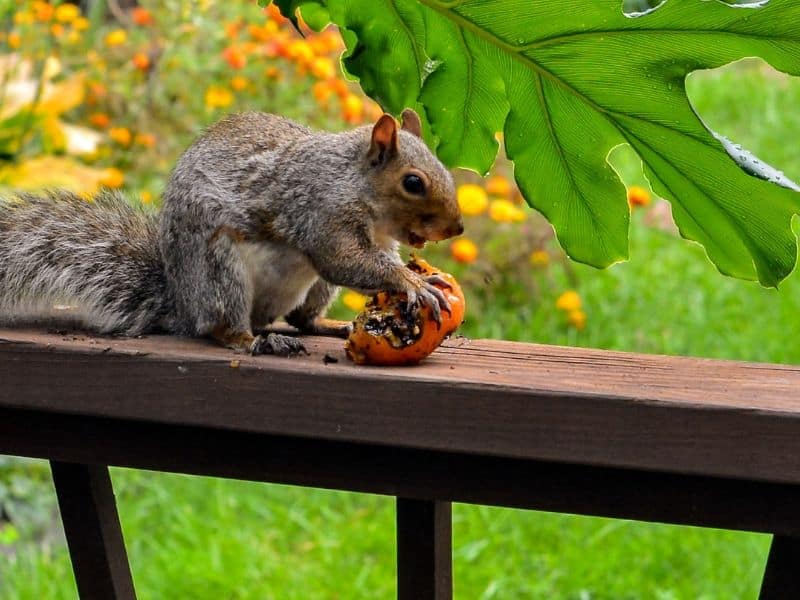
1;327;800;485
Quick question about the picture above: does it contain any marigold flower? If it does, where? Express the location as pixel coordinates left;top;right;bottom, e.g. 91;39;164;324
342;93;363;124
205;86;234;109
457;184;488;216
567;309;587;331
230;75;249;91
134;133;156;148
109;127;132;146
7;32;21;49
222;46;247;70
224;21;240;40
14;11;34;26
529;250;550;269
310;56;335;80
105;29;127;47
247;24;272;42
89;113;110;129
32;1;54;22
55;4;80;23
132;52;150;71
99;167;125;189
140;190;153;204
342;291;367;312
287;39;314;66
73;16;90;31
489;198;526;223
485;174;512;198
312;81;333;105
50;23;65;37
627;185;651;208
131;7;154;26
329;78;349;98
66;30;81;44
450;238;479;264
555;290;581;312
264;66;282;80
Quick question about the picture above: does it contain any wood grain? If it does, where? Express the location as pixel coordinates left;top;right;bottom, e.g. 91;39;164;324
1;327;799;485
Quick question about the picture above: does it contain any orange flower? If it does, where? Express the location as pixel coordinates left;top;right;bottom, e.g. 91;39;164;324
567;309;587;331
230;75;249;91
205;86;234;109
342;94;363;124
99;167;125;189
32;1;54;22
132;52;150;71
224;21;240;40
109;127;132;146
89;113;110;129
140;190;153;204
555;290;581;312
7;31;21;49
450;238;479;264
264;66;282;80
489;198;526;223
329;78;349;98
529;250;550;269
485;174;512;198
50;23;65;37
105;29;127;47
287;39;314;66
312;81;333;105
248;24;272;42
73;16;90;31
131;7;154;26
134;133;156;148
222;46;247;69
627;185;651;208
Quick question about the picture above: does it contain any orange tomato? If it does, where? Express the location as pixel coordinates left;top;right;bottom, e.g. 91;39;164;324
345;257;465;366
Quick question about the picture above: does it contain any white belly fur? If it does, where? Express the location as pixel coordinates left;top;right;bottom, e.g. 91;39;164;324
238;241;318;323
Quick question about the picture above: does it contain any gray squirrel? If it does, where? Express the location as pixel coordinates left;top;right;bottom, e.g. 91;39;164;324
0;109;464;355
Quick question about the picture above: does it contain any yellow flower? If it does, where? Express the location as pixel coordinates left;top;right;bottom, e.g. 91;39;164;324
312;81;333;105
205;86;234;109
287;39;314;66
32;1;54;22
230;75;249;91
627;185;651;208
489;198;526;223
450;238;479;264
50;23;65;38
99;167;125;189
55;3;80;23
310;56;335;80
529;250;550;268
342;93;363;124
73;16;90;31
485;174;512;198
14;11;34;26
342;291;368;312
555;290;581;312
567;309;587;331
8;31;21;49
109;127;132;146
134;133;156;148
140;190;153;204
104;29;127;47
457;184;488;216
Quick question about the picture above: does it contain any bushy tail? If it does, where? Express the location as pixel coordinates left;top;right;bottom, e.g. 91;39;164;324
0;190;167;335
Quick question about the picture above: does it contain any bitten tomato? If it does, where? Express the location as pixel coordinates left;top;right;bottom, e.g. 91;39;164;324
345;257;465;366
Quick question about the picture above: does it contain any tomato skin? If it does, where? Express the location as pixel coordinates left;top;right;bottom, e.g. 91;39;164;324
345;257;465;366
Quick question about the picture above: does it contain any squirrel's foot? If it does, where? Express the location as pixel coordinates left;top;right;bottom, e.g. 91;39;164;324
405;273;451;325
250;333;308;357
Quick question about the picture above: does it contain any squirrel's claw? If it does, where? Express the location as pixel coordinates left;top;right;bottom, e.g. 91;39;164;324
418;281;450;325
251;333;308;357
424;274;452;291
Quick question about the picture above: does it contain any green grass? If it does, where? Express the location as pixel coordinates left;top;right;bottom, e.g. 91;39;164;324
2;61;799;600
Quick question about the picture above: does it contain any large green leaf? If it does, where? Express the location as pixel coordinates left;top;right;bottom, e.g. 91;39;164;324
275;0;800;286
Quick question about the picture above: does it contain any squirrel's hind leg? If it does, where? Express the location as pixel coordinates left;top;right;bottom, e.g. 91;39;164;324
285;280;352;338
211;325;306;357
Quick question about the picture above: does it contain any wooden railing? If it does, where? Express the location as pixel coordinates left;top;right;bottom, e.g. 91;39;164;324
1;327;799;599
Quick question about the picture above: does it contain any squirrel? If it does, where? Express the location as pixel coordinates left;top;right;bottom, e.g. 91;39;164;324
0;109;464;356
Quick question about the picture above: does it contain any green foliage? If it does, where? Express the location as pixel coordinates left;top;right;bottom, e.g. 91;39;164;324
276;0;800;286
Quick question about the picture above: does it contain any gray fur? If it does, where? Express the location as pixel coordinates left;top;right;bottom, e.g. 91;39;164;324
0;112;462;347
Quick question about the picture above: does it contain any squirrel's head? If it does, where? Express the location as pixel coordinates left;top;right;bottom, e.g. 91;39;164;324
366;110;463;249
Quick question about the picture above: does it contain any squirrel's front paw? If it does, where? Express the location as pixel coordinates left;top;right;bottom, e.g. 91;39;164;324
250;333;308;357
405;273;451;324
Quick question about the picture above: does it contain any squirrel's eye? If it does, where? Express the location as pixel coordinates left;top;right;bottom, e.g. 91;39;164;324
402;174;425;196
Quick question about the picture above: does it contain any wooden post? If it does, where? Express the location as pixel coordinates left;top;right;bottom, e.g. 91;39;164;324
50;462;136;600
760;535;800;599
396;498;452;600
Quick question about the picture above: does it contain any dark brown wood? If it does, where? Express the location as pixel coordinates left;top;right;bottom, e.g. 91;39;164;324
397;499;452;600
50;461;136;600
1;328;800;485
760;536;800;598
0;408;797;537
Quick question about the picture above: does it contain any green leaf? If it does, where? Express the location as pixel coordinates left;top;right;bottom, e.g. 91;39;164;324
293;0;800;286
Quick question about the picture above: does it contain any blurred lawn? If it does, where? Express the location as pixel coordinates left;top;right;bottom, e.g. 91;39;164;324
1;29;799;600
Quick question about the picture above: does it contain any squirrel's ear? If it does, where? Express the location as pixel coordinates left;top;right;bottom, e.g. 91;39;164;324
400;109;422;138
369;114;398;166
